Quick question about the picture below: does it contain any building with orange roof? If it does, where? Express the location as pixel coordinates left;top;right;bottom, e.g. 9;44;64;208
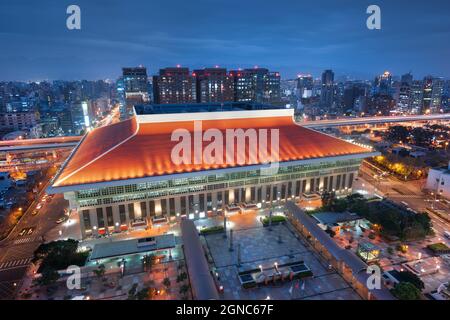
48;108;378;238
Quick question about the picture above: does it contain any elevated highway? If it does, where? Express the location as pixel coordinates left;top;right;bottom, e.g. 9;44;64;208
299;113;450;129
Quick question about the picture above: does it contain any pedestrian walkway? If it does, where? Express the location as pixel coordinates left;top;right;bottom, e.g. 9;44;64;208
0;258;32;270
12;236;41;245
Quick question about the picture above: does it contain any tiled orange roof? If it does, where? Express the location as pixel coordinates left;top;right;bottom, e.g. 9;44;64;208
52;115;371;188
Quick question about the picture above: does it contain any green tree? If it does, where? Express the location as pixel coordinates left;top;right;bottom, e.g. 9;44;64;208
33;239;88;273
163;277;171;288
93;264;106;280
396;271;425;290
386;126;409;143
392;282;421;300
143;254;157;272
321;191;336;210
35;267;60;286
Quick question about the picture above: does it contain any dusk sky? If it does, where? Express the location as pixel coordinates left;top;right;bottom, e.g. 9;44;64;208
0;0;449;81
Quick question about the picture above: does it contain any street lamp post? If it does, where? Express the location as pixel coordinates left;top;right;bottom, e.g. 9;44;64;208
229;229;234;252
237;243;241;267
223;215;227;238
268;210;273;231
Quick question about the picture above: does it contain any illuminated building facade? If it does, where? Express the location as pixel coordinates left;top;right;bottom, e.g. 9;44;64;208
230;68;281;105
121;67;149;120
48;108;377;239
193;68;234;103
153;67;196;104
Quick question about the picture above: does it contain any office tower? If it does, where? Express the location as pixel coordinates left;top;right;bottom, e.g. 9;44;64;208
193;68;234;103
410;80;423;114
343;82;368;112
153;67;196;104
121;67;149;119
116;77;126;120
320;69;335;110
443;80;450;112
373;71;393;96
401;72;413;85
230;67;281;105
431;77;444;112
422;76;433;114
297;74;313;99
398;73;413;110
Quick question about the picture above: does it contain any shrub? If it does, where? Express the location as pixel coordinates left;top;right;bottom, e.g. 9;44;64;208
427;243;450;254
262;215;286;226
199;225;224;235
392;282;421;300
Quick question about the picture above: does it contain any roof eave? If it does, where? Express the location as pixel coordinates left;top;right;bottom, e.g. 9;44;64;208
47;151;379;194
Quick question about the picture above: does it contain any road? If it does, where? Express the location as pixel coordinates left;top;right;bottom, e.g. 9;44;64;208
357;160;449;239
0;187;68;299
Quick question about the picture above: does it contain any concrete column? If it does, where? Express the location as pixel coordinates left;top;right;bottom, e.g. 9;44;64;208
245;187;251;202
228;189;234;204
112;205;121;232
193;194;200;218
154;199;162;216
90;208;99;237
175;196;181;216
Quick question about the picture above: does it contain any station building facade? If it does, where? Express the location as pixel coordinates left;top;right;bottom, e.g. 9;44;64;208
48;109;378;239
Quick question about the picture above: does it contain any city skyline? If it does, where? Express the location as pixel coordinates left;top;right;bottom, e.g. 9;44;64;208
0;0;449;81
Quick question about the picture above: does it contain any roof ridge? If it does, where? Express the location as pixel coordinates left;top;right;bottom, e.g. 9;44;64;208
54;118;140;187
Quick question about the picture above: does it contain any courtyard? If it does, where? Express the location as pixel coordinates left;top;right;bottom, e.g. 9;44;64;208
200;213;362;300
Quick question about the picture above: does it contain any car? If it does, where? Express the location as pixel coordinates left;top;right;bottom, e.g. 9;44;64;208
56;217;66;224
32;210;39;216
444;231;450;239
27;228;34;235
36;203;43;210
18;229;27;236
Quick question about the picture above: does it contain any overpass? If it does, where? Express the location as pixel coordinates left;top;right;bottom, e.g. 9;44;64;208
299;113;450;129
0;136;82;153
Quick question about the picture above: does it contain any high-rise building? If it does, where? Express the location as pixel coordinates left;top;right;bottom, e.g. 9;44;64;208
296;74;313;99
230;68;281;105
343;82;368;112
398;73;413;111
421;76;433;114
121;67;149;119
410;80;423;114
153;67;196;104
320;69;335;110
431;77;444;112
373;71;393;96
193;68;233;103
